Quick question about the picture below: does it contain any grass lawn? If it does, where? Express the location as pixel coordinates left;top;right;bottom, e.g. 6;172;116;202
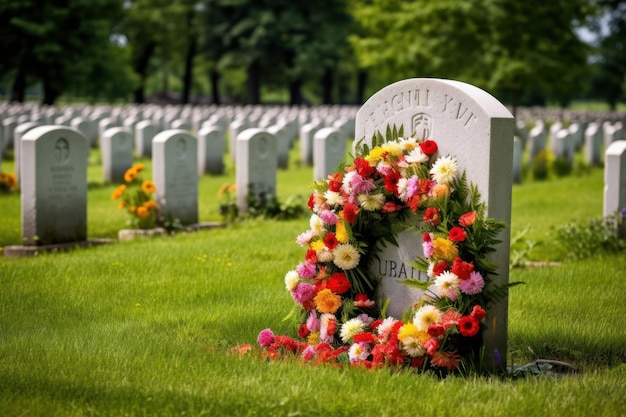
0;141;625;416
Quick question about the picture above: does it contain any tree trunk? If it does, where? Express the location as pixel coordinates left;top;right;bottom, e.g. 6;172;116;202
246;59;261;105
356;70;368;104
41;75;61;106
210;69;221;105
182;36;197;104
322;69;333;105
9;56;27;103
289;78;303;106
133;42;156;104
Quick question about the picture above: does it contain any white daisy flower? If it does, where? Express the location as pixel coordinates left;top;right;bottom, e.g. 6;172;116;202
429;155;458;185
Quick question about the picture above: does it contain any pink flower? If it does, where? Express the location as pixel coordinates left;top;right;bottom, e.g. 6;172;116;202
296;230;315;246
319;210;339;225
459;211;477;227
302;345;316;361
441;310;462;329
424;338;440;356
354;293;375;308
423;241;434;258
350;174;376;194
296;262;317;279
257;329;275;347
291;283;317;303
459;271;485;295
306;310;320;332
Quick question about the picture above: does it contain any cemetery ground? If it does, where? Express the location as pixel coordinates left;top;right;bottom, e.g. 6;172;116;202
0;144;625;416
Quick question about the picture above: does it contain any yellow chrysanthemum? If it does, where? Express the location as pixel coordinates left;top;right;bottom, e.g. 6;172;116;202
314;288;342;314
307;331;320;345
381;141;403;157
141;180;156;194
432;238;459;262
111;184;126;200
364;146;386;165
397;323;420;341
335;219;349;243
310;239;325;251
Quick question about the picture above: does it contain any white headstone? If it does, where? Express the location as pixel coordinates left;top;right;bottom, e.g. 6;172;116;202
135;120;159;158
584;122;603;166
71;117;98;148
152;130;199;225
101;127;134;183
313;127;346;181
267;124;290;170
13;121;41;184
603;140;626;219
512;136;523;183
528;121;547;160
355;78;514;368
235;128;277;212
299;122;321;166
197;126;225;176
20;126;88;245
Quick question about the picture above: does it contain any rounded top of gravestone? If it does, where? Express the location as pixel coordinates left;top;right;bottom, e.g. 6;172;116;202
153;129;196;144
606;140;626;156
314;127;340;141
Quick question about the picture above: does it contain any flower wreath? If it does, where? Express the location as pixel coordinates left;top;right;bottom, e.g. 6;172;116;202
256;126;509;373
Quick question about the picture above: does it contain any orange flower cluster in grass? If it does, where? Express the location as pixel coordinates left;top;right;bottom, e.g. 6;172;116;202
111;163;158;229
0;172;17;193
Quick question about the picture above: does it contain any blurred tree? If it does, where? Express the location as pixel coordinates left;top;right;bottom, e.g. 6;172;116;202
0;0;128;105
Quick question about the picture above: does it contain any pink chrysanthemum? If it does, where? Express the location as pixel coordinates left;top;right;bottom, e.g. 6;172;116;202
350;174;376;194
296;262;317;279
257;329;275;347
306;310;320;332
319;210;339;225
459;271;485;295
291;283;316;303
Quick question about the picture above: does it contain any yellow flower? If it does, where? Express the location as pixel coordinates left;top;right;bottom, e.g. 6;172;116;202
364;146;386;165
136;206;150;218
397;323;420;341
431;184;450;199
111;184;126;200
141;180;156;194
314;288;342;314
129;205;137;213
335;219;349;243
310;239;325;251
307;331;320;345
133;163;145;173
381;141;403;157
124;167;138;183
413;305;442;332
432;238;459;262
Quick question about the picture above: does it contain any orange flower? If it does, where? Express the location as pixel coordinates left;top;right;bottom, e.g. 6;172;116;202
111;184;126;200
432;238;459;262
143;200;157;209
314;288;342;314
118;201;126;210
141;180;156;194
134;163;145;173
124;167;138;183
136;206;150;218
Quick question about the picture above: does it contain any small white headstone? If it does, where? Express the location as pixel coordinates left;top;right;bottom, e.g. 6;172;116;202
197;126;225;176
299;122;321;166
584;122;603;166
603;140;626;221
153;130;199;225
20;126;88;245
313;127;346;181
135;120;159;158
235;128;277;212
101;127;134;183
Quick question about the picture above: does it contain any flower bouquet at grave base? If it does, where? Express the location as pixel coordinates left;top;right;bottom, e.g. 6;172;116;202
0;171;17;193
111;163;158;229
217;183;238;222
253;126;516;374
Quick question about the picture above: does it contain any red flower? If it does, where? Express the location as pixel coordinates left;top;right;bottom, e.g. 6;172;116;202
354;293;375;308
343;203;359;224
419;178;432;194
427;323;446;337
451;258;474;280
410;356;426;368
424;338;440;356
383;170;401;194
448;226;467;242
305;248;317;264
326;272;351;294
327;172;343;192
307;193;315;210
354;158;374;177
419;139;438;156
471;305;486;321
422;233;431;242
324;233;338;250
407;195;420;211
298;323;310;338
432;260;449;276
382;201;402;213
459;211;477;227
370;319;383;331
423;207;441;225
458;316;480;337
354;332;377;345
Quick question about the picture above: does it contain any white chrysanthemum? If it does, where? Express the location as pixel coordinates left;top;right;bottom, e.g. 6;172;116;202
429;155;459;185
435;271;460;299
348;342;370;363
427;262;436;279
398;137;418;152
333;243;360;270
357;193;385;211
413;305;442;332
376;316;399;341
341;170;356;195
381;141;403;157
309;214;325;235
340;317;366;343
324;190;344;207
401;336;426;357
316;248;334;263
284;270;300;291
405;146;428;164
397;177;409;201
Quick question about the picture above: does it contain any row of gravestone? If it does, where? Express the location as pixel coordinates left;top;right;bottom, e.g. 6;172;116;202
4;78;626;372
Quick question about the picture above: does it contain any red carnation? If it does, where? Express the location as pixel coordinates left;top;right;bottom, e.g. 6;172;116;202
422;233;431;242
451;257;474;280
328;180;341;192
407;195;420;211
459;211;477;227
432;260;449;276
419;139;438;156
305;248;317;264
354;332;377;345
471;305;487;321
419;178;432;194
428;323;446;337
343;203;358;224
307;193;315;210
410;356;426;368
370;319;383;331
324;233;338;250
354;158;374;177
383;170;401;194
382;201;402;213
423;207;441;225
326;272;351;294
448;226;467;242
458;316;480;337
298;323;310;338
